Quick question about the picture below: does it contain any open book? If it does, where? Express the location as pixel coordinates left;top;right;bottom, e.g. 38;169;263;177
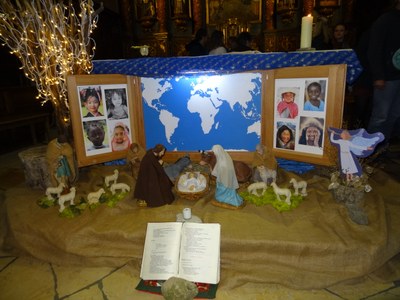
140;222;220;284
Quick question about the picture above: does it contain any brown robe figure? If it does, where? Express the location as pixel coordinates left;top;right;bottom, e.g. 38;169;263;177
134;144;174;207
126;142;146;180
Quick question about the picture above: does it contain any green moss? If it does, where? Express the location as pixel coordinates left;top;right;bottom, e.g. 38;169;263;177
240;187;304;212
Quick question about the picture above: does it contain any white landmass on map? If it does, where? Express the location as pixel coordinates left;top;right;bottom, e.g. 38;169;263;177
141;78;172;109
159;109;179;143
187;74;258;134
247;120;260;136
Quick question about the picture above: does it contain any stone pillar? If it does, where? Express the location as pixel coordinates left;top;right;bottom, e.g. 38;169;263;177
156;0;167;33
303;0;314;16
265;0;274;30
192;0;203;33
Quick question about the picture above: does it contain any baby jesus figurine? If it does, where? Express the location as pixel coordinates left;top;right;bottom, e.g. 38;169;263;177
178;172;207;193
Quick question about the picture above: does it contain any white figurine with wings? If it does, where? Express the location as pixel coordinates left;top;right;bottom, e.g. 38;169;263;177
328;127;384;181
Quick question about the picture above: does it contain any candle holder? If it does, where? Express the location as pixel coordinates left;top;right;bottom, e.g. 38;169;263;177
296;47;316;52
131;45;150;56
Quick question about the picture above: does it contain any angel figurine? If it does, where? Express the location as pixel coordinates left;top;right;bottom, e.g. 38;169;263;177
328;127;384;181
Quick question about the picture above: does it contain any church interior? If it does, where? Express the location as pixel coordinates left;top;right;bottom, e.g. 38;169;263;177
1;0;400;299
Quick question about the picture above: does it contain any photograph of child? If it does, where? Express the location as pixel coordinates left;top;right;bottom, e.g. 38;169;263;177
84;120;108;151
105;88;129;120
298;117;324;147
111;121;131;151
276;87;299;119
79;86;103;117
276;122;296;150
304;80;326;112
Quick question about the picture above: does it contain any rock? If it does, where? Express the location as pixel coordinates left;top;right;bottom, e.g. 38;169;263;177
161;277;198;300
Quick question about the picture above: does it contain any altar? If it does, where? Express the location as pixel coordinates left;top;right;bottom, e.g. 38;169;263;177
92;49;363;84
3;50;400;293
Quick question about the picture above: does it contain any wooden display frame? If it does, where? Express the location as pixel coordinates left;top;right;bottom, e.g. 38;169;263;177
67;74;144;167
68;65;345;167
263;64;346;166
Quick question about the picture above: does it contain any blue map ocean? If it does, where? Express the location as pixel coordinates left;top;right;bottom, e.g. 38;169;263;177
142;74;262;151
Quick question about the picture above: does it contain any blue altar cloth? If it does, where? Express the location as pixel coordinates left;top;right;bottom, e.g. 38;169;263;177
92;49;362;84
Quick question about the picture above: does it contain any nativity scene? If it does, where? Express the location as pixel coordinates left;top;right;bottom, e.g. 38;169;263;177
1;0;400;299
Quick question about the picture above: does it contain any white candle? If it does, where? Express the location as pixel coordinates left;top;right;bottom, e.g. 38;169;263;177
300;14;313;49
183;208;191;220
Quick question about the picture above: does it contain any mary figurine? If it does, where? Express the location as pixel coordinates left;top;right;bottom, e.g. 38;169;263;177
211;144;244;208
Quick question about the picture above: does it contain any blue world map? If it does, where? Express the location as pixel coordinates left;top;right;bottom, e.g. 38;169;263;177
141;73;262;151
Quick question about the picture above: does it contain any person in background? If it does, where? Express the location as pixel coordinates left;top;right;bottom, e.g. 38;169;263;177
234;31;253;52
209;30;227;55
227;36;238;52
352;28;374;128
367;0;400;148
185;28;208;56
134;144;175;207
311;10;330;50
327;23;351;49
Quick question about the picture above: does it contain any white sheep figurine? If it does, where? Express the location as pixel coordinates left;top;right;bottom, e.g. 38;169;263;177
289;178;308;196
270;182;291;205
247;182;268;196
87;188;105;205
105;169;119;187
257;165;277;185
45;182;65;200
110;182;130;195
58;187;76;212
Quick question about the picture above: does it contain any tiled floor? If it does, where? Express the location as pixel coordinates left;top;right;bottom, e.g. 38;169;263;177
1;143;400;300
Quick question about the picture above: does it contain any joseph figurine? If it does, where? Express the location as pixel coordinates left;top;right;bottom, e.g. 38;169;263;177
133;144;174;207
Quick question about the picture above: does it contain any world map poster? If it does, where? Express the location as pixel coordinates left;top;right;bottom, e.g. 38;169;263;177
141;73;262;152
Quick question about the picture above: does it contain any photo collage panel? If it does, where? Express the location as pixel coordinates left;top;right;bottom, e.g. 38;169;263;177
77;84;132;156
273;77;328;156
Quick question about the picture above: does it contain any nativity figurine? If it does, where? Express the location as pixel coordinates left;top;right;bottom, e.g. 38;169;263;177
134;144;174;207
328;127;384;181
289;178;308;196
177;171;207;193
209;144;244;209
252;143;277;185
46;134;77;188
328;127;384;225
127;142;146;180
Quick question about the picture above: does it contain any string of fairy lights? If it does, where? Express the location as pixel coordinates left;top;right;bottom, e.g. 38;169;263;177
0;0;98;130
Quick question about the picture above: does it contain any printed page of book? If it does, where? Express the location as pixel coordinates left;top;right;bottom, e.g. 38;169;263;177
178;223;221;284
140;222;182;280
